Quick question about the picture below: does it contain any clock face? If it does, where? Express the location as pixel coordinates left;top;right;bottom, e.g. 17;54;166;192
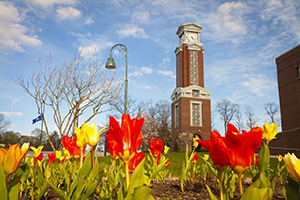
187;33;197;43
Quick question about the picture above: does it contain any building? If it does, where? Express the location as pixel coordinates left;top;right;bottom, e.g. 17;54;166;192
171;23;211;151
271;44;300;156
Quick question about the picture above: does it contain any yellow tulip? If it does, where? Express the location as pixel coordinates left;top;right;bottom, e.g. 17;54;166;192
30;146;43;158
2;144;28;175
263;122;278;145
76;127;88;150
164;146;170;155
21;143;30;155
277;155;283;162
204;154;209;161
56;151;64;161
63;148;72;160
82;123;106;148
0;148;7;165
193;138;199;149
284;153;300;181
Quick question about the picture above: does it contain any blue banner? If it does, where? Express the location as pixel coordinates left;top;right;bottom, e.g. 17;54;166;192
32;114;43;124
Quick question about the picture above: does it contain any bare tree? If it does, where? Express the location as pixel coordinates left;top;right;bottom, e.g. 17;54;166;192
31;128;47;146
216;99;239;132
139;107;159;151
245;106;258;129
264;103;280;124
148;100;172;147
109;95;140;119
235;107;244;133
0;114;10;134
15;54;123;151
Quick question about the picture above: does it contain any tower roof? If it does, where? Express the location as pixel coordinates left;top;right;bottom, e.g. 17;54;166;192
176;22;203;36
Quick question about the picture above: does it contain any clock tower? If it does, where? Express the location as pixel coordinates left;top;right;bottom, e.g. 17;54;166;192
171;22;211;151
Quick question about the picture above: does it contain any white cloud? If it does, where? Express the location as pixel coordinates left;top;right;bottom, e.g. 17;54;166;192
26;0;76;9
132;11;150;24
135;84;153;89
242;75;276;97
129;67;152;77
139;85;153;89
84;17;94;25
129;71;143;77
73;33;114;59
210;2;251;43
56;6;82;20
157;70;176;79
260;0;300;42
11;98;22;106
78;44;100;58
116;24;150;39
141;67;153;74
0;1;42;53
0;111;24;116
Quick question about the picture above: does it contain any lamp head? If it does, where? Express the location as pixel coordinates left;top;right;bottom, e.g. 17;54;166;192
105;54;116;69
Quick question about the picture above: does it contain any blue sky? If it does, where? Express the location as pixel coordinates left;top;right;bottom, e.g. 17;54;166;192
0;0;299;135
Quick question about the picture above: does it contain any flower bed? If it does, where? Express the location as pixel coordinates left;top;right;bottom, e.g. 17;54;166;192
0;114;299;200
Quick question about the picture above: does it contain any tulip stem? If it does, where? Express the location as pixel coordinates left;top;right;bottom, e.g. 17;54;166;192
125;162;130;191
218;171;224;200
80;150;83;168
238;174;243;196
92;147;95;169
31;162;36;200
5;175;9;184
74;158;78;172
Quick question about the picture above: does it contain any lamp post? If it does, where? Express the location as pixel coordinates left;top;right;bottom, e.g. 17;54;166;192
105;44;128;114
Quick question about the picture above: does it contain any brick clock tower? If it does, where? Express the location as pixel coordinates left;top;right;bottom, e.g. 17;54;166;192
171;22;211;151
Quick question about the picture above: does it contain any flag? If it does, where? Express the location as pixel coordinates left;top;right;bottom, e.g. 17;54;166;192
32;115;43;124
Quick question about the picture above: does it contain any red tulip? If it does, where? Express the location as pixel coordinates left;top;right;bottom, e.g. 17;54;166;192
254;155;259;167
156;155;171;167
148;138;164;157
156;155;161;164
48;153;56;164
35;152;44;166
128;152;145;171
225;124;263;174
166;160;171;168
107;114;144;163
197;131;230;171
192;154;200;163
62;134;85;159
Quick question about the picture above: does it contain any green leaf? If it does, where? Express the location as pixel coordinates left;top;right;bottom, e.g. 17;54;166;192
284;176;300;200
72;182;86;200
205;185;218;200
81;181;98;200
201;157;218;177
124;185;154;200
35;182;48;200
128;158;146;196
241;187;262;200
150;157;167;180
79;151;92;177
0;161;7;200
118;182;127;200
185;144;189;165
258;141;270;173
47;181;67;200
8;182;19;200
259;173;271;188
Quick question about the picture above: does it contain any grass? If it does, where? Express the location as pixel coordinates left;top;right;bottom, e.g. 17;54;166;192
97;151;284;178
165;151;209;177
